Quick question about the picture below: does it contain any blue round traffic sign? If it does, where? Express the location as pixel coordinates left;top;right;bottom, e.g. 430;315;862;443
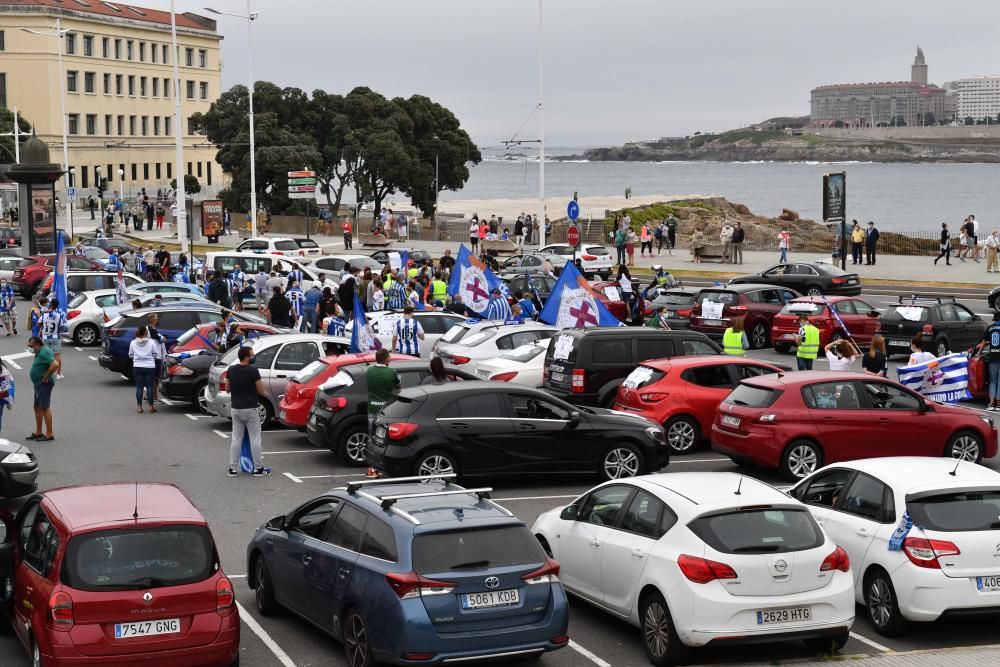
567;200;580;221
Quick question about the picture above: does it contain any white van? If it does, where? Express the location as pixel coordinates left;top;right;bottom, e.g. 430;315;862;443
203;251;336;291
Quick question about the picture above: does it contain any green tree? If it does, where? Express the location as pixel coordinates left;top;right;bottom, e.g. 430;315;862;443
0;108;33;163
170;174;202;196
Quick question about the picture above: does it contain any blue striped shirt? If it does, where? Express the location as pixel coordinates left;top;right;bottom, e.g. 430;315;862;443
324;316;346;337
395;318;424;355
483;296;512;321
286;288;305;317
386;283;407;310
286;269;304;288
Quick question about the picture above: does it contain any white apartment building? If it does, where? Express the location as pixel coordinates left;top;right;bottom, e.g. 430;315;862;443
957;76;1000;122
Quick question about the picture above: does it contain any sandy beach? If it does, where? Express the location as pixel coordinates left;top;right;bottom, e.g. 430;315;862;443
436;193;720;222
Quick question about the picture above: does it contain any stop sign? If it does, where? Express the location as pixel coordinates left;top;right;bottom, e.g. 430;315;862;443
566;225;581;247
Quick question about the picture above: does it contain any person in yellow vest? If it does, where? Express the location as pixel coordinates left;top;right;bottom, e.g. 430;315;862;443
795;313;820;370
722;317;748;356
431;271;449;304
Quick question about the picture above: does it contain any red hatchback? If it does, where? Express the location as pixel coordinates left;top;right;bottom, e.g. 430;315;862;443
170;322;292;354
12;255;104;299
689;284;801;349
278;352;414;429
771;296;881;353
612;355;783;453
0;483;239;667
711;371;998;480
590;281;652;323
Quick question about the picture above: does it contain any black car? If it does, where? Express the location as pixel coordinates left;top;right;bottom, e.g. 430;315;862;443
161;350;219;411
647;287;703;329
369;248;432;266
0;228;21;249
542;328;722;407
368;382;669;481
307;360;477;464
987;286;1000;313
880;295;987;358
0;438;38;498
80;237;139;254
729;262;861;296
500;273;557;310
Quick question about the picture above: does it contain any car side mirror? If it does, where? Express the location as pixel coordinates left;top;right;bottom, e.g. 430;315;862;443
922;400;934;413
568;410;581;427
867;311;879;318
560;505;578;521
265;515;286;531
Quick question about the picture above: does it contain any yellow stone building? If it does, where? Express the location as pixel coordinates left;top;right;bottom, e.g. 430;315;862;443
0;0;224;203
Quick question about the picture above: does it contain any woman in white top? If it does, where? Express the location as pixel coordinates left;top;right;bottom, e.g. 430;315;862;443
824;339;861;371
907;335;937;366
128;324;161;413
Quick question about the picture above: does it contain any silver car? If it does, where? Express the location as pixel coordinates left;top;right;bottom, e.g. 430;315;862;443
205;333;350;427
65;288;141;345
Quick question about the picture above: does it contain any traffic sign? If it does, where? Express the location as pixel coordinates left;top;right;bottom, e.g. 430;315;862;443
567;200;579;222
287;170;315;179
67;187;77;201
287;185;316;193
288;192;315;200
288;177;316;186
566;225;581;247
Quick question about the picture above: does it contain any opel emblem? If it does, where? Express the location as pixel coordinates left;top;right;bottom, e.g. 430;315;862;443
142;592;153;605
484;576;500;590
774;559;788;573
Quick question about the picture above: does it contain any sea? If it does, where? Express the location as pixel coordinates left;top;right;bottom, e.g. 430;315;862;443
435;157;1000;233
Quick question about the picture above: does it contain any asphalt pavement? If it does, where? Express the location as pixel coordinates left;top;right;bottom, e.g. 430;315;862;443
1;285;1000;666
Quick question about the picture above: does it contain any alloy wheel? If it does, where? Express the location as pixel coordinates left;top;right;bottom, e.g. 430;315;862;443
344;432;369;464
257;403;268;427
604;447;640;479
197;385;211;414
786;445;818;478
344;613;368;667
868;578;893;628
666;421;696;452
76;324;98;345
417;455;454;477
807;286;822;296
751;323;767;348
950;435;981;461
643;600;670;659
255;559;266;612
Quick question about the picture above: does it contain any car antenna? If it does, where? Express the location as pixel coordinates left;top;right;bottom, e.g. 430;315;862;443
132;482;139;520
735;474;744;496
949;458;962;477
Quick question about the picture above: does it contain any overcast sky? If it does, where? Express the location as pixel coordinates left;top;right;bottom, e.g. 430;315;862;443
156;0;1000;149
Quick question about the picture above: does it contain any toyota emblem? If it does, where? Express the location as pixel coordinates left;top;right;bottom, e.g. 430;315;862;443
774;559;788;573
484;576;500;590
142;592;153;605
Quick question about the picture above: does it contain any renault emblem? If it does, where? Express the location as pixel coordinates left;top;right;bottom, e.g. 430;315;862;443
142;592;153;605
484;576;500;590
774;559;788;573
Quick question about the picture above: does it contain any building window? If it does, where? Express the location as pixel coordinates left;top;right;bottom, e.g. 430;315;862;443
187;117;196;135
131;164;137;180
102;36;109;58
115;74;122;95
103;73;110;94
114;38;121;59
161;44;168;64
196;161;202;178
65;33;76;55
155;163;161;179
164;116;171;135
116;115;124;135
199;82;208;100
140;76;146;96
186;80;194;99
206;162;212;186
85;114;96;135
0;31;5;52
151;42;157;63
81;166;88;189
128;75;135;96
185;47;193;66
153;116;160;135
143;163;149;180
141;116;148;136
187;161;192;176
152;78;159;97
166;162;172;179
106;163;113;182
84;72;95;93
198;49;207;67
163;78;170;97
118;164;125;183
0;73;5;109
129;115;136;135
68;114;79;135
67;71;78;92
126;40;134;61
104;114;112;135
83;35;94;56
139;42;145;62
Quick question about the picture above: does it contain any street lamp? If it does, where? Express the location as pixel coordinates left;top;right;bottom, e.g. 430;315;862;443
117;168;125;205
206;3;259;236
94;166;102;216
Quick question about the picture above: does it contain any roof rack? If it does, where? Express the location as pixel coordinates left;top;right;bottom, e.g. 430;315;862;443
378;488;494;509
897;294;955;304
346;473;455;493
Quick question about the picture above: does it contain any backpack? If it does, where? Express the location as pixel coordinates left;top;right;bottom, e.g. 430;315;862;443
615;229;627;246
654;227;663;239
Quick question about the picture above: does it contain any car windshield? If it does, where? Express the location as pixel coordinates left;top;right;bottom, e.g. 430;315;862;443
296;239;320;249
655;292;696;306
412;525;545;574
779;303;825;316
18;258;34;269
906;490;1000;532
457;330;496;347
294;359;328;384
68;293;88;308
688;508;824;554
622;366;665;389
274;240;299;251
500;344;546;363
725;383;780;408
883;305;928;322
697;290;738;306
441;325;470;344
62;525;215;591
585;246;610;256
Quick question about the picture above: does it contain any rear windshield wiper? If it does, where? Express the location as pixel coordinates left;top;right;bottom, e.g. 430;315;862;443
448;560;491;570
731;400;749;406
731;545;781;553
125;577;171;588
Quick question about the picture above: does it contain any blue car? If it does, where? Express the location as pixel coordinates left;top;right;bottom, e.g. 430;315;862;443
246;475;570;666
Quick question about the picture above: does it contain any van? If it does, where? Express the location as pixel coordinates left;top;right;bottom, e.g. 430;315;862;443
543;328;722;407
203;251;332;290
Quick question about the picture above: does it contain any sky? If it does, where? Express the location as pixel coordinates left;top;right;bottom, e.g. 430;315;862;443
153;0;1000;150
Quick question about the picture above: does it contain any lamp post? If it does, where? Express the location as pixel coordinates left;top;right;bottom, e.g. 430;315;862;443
206;3;259;236
169;1;188;256
537;0;545;247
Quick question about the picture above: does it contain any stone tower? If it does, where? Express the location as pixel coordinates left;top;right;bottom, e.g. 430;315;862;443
912;47;928;85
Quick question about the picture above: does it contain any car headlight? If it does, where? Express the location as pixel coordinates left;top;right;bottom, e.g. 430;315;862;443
2;451;32;464
981;416;994;427
645;426;666;444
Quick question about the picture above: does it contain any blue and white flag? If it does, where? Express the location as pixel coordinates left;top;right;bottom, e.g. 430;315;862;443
446;244;508;316
538;260;624;328
239;430;255;473
53;230;68;318
0;367;15;410
896;352;971;403
821;295;855;343
350;295;380;353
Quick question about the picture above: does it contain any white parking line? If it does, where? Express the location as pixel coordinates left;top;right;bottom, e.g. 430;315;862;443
295;473;369;480
568;639;611;667
263;450;318;455
234;601;297;667
74;346;83;352
671;457;730;464
158;397;176;405
283;472;302;483
184;413;203;421
213;429;229;439
5;359;20;370
850;631;892;653
88;355;97;361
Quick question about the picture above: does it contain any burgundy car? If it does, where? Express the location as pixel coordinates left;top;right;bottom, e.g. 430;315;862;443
771;296;881;354
689;284;801;349
12;255;103;299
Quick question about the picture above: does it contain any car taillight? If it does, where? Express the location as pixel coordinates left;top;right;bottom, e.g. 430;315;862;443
581;254;597;261
727;305;748;315
219;371;229;392
491;371;518;382
385;571;457;599
641;392;669;402
274;250;285;255
451;355;471;365
677;309;691;318
820;546;850;572
903;537;960;569
49;591;74;630
387;422;418;440
677;554;738;584
522;557;561;584
168;364;194;376
216;577;235;615
831;277;847;284
542;366;549;384
571;368;585;393
921;324;935;335
326;396;348;411
108;328;123;337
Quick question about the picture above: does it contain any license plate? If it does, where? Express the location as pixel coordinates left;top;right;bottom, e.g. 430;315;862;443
115;618;181;639
702;319;723;326
781;333;796;340
665;310;675;318
976;576;1000;592
462;588;520;609
722;415;741;427
551;372;564;383
376;426;386;439
848;279;858;285
756;606;811;625
890;339;909;347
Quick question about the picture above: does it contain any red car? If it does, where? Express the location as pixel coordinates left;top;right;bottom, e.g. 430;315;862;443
278;352;414;429
590;280;653;323
612;355;783;453
12;255;104;299
771;296;881;353
967;343;990;400
711;371;997;480
0;483;239;667
689;283;801;349
170;321;293;354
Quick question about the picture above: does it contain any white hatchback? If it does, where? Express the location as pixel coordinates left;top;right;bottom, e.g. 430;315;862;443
474;339;549;387
538;243;613;278
345;310;467;358
791;457;1000;636
432;321;557;367
532;473;854;664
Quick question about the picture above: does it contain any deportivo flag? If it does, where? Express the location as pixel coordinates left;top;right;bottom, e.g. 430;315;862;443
239;430;255;473
115;268;130;305
53;232;68;318
538;260;623;328
896;353;971;403
350;295;381;353
447;244;508;316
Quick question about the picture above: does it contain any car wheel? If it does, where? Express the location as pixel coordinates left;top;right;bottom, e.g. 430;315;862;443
191;382;209;413
935;338;949;357
749;321;769;349
664;416;700;453
414;450;458;479
639;591;690;666
73;323;100;346
343;608;373;667
774;342;791;354
258;399;274;429
946;430;984;463
865;568;906;637
781;440;822;480
803;631;849;653
253;555;279;616
806;285;823;296
600;443;644;480
339;426;370;466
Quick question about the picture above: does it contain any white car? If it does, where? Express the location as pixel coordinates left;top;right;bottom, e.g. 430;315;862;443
532;472;855;664
345;310;467;358
791;456;1000;636
474;339;549;386
65;288;141;345
312;254;384;281
432;321;557;367
235;236;323;261
538;243;613;278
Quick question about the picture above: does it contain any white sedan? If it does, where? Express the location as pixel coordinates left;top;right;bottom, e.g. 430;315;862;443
538;243;613;278
791;457;1000;636
474;340;549;387
433;321;556;367
347;310;467;358
532;472;854;664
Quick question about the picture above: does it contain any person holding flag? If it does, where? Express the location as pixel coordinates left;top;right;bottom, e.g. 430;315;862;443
41;299;67;380
349;294;380;354
0;278;16;336
482;287;512;320
446;244;509;317
538;260;623;329
286;266;304;289
28;297;44;338
226;346;269;477
393;305;425;355
286;280;305;331
514;291;536;320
